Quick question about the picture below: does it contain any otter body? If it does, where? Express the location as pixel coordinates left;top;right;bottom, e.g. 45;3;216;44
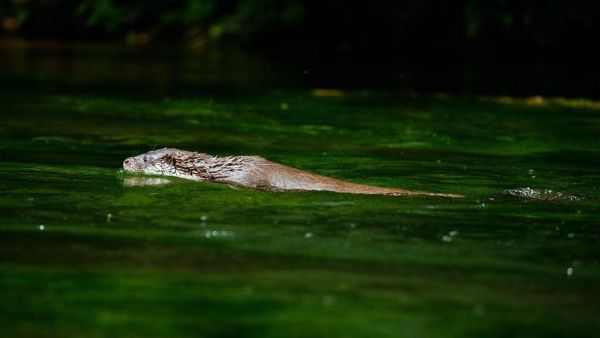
123;148;463;198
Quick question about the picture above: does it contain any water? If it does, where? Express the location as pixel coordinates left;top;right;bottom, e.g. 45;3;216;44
503;187;583;201
0;42;599;338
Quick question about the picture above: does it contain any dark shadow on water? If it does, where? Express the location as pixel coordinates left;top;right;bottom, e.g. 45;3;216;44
1;41;599;99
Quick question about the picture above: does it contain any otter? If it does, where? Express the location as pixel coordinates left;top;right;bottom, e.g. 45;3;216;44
123;148;463;198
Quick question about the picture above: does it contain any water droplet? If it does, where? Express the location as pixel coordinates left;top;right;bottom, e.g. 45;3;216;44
38;225;45;231
567;233;574;238
200;215;208;221
449;230;459;237
567;267;574;276
305;232;314;239
106;213;112;223
442;235;452;242
280;102;289;110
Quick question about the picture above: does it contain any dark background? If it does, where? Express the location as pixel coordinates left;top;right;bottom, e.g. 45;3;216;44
1;0;599;96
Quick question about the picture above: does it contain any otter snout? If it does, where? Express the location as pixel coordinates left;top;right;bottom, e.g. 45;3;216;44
123;157;142;172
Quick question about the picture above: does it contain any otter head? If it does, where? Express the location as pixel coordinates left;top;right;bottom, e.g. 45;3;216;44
123;148;190;176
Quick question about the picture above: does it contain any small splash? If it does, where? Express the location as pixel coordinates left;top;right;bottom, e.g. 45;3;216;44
38;224;45;231
502;187;582;201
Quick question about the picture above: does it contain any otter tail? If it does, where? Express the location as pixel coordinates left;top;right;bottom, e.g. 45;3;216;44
384;189;464;198
329;181;464;198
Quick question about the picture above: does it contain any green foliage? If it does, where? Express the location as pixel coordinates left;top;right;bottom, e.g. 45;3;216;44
182;0;216;24
0;0;598;60
235;0;304;26
161;0;218;25
76;0;122;32
464;0;596;41
56;0;305;40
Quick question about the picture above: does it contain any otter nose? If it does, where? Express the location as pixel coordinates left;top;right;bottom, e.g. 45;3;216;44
124;159;130;164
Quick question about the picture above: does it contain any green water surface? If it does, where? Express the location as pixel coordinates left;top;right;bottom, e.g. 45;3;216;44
0;43;599;338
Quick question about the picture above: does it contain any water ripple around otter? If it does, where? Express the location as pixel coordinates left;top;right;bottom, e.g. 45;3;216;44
503;187;583;201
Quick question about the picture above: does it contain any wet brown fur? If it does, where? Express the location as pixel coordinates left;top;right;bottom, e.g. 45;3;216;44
124;149;463;198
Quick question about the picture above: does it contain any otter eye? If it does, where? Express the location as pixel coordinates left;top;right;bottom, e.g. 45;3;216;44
143;156;148;162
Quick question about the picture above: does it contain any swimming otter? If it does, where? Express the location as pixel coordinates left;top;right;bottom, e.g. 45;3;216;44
123;148;463;198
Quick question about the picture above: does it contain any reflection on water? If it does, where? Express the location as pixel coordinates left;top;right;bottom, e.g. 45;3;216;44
2;40;600;97
123;177;172;187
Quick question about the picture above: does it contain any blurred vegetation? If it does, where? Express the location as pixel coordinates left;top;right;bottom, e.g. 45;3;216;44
1;0;598;63
0;0;305;43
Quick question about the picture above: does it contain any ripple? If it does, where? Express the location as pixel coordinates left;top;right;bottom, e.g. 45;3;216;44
502;187;582;201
